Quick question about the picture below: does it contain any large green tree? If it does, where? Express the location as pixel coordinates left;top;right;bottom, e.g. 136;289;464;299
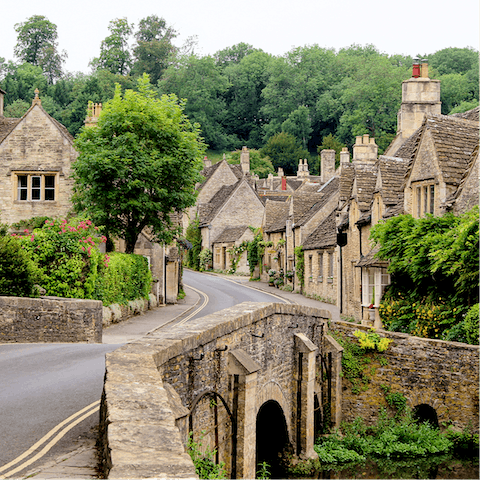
131;15;177;83
73;75;205;253
260;131;309;175
91;18;133;75
14;15;66;83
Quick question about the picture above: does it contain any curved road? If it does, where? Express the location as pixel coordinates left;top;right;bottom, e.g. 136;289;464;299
0;271;286;478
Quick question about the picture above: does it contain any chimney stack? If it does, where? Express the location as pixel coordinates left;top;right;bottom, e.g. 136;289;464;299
321;149;336;183
203;156;212;168
240;146;250;174
353;134;377;163
85;101;102;127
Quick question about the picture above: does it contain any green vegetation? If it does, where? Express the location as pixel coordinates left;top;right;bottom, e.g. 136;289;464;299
2;15;477;168
294;246;305;290
187;432;226;479
73;75;205;254
5;218;151;306
256;461;271;479
372;207;479;344
184;218;202;270
315;408;454;462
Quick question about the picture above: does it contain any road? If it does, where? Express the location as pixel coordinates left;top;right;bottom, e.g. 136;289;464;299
0;271;287;478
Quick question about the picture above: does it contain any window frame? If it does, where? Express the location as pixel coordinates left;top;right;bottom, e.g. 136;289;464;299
14;172;57;202
361;267;390;307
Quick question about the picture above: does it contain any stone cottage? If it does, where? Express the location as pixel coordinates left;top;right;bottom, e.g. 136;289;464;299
0;89;77;224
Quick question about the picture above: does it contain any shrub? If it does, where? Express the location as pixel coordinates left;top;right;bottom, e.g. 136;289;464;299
199;248;213;272
463;303;479;345
0;235;39;297
100;252;152;305
15;218;107;300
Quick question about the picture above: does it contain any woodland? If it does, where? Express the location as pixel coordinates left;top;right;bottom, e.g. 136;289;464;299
1;15;479;174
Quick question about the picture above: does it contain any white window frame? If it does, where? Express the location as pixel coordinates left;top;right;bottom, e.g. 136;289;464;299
361;267;390;307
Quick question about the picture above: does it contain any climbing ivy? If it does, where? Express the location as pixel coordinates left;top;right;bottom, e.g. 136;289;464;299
294;245;304;290
246;227;264;276
227;241;248;274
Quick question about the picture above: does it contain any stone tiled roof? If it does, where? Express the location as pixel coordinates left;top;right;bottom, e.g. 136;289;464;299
213;226;249;243
339;163;354;207
356;246;389;267
353;162;377;211
198;182;238;226
444;143;479;211
295;181;323;193
450;106;479;121
264;200;290;233
295;177;340;227
258;194;290;205
197;161;224;190
383;203;405;219
393;127;422;163
425;114;478;186
302;211;337;250
291;193;324;225
0;117;21;143
376;156;409;206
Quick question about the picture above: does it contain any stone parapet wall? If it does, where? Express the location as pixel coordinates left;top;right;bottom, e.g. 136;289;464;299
0;296;102;343
101;303;330;479
330;320;479;431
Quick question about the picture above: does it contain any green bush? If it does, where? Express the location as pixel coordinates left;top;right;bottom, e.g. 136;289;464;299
100;252;152;305
0;235;39;297
16;218;107;300
463;303;479;345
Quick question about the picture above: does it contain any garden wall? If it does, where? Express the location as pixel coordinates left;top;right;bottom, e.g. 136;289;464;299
330;320;479;431
0;296;102;343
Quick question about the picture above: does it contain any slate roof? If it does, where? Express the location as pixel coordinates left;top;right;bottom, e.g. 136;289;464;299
264;200;290;233
198;182;238;226
302;211;337;250
258;194;290;205
295;177;340;227
213;226;249;243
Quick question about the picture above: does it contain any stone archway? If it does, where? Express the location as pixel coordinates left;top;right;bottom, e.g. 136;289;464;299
413;403;439;428
256;400;290;479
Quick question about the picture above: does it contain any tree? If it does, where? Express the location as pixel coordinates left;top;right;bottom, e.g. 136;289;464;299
260;132;309;175
281;105;312;149
91;18;133;75
215;42;256;68
317;134;346;167
73;75;206;253
131;15;177;83
228;149;275;178
159;55;235;150
14;15;66;82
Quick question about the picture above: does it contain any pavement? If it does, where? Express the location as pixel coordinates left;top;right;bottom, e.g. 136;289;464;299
19;273;339;479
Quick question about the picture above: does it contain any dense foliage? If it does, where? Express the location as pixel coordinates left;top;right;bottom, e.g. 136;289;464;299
2;15;477;171
371;207;479;344
73;75;205;253
0;234;39;297
184;218;202;270
6;218;151;305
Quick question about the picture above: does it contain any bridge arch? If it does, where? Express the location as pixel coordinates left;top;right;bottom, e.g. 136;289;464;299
256;380;291;433
256;400;290;479
413;403;439;428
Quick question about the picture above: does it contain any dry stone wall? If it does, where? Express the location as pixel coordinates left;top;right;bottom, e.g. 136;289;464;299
330;320;479;431
0;296;102;343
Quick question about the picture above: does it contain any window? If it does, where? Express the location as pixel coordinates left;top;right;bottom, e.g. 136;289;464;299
16;173;56;201
308;255;313;281
328;251;334;283
414;183;435;217
318;252;323;280
361;267;390;307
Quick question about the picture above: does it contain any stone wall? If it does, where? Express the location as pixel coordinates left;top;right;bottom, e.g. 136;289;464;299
330;320;479;431
0;296;102;343
101;303;330;479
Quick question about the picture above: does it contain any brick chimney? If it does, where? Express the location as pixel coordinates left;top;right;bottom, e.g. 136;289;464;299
321;149;335;183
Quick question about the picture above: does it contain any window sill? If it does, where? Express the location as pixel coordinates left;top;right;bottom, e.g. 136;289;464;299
14;200;57;204
327;277;333;283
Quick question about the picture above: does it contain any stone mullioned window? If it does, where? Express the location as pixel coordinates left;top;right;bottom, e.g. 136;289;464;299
14;172;57;202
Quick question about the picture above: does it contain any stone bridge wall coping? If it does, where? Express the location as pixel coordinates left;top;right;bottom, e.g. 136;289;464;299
101;302;331;479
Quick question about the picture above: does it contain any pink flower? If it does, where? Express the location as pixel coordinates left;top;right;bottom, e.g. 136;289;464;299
23;229;29;233
45;219;49;224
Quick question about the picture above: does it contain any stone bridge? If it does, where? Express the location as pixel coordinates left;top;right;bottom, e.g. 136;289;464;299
100;302;479;479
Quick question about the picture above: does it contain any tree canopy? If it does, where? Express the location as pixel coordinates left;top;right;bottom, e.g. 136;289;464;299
14;15;66;83
260;132;309;175
72;75;206;253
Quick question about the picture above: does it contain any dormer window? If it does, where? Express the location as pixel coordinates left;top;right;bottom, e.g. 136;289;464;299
414;182;435;217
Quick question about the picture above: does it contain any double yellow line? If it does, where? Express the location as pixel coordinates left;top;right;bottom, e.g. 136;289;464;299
0;400;99;479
